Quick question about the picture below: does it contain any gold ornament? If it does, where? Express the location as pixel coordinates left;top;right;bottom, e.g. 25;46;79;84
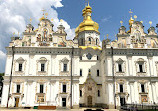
120;21;123;26
106;34;109;39
134;15;137;21
149;21;152;27
29;18;32;24
45;13;48;18
129;9;133;17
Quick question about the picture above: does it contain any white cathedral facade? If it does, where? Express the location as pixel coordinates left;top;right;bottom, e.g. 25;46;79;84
1;3;158;109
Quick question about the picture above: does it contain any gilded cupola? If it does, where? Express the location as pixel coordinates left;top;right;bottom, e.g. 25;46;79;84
75;3;100;37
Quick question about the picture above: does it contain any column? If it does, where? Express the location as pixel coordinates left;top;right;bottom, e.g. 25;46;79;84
1;81;9;107
107;57;112;76
129;82;134;104
108;83;114;108
151;82;156;104
148;57;154;76
127;56;133;76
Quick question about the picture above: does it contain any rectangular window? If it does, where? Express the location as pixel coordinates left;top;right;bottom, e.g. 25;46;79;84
98;90;100;97
17;85;20;93
80;90;82;97
80;69;82;76
97;56;99;60
97;70;99;76
63;85;66;93
80;56;82;60
141;84;145;93
41;64;45;72
40;84;44;93
139;64;143;72
118;64;122;72
120;84;123;92
19;64;22;71
63;64;67;72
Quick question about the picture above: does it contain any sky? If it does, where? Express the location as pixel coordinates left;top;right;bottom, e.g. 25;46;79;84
0;0;158;73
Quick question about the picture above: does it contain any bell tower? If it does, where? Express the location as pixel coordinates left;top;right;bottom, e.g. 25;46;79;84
75;2;100;47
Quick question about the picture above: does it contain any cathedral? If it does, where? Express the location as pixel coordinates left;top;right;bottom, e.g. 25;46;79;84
1;2;158;109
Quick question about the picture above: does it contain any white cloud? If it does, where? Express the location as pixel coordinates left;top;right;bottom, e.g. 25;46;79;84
101;16;112;22
0;50;6;59
0;0;75;72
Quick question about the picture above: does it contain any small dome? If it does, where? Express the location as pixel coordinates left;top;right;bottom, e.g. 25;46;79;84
26;24;33;28
120;26;126;30
148;26;155;33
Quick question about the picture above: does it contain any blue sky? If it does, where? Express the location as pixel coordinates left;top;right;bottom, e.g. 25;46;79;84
56;0;158;40
0;0;158;73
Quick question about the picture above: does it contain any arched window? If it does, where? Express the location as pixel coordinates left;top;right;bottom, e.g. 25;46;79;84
98;90;100;97
81;38;84;46
96;39;98;45
89;38;91;44
80;90;82;97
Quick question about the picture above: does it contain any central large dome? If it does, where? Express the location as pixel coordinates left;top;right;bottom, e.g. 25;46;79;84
75;3;100;38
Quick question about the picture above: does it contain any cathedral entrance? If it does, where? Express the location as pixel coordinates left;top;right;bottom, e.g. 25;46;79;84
14;98;19;107
62;98;66;107
120;97;125;106
87;96;92;107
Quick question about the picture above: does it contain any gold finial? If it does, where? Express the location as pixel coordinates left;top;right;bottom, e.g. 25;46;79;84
106;34;109;39
134;15;137;21
13;32;15;37
129;9;133;17
41;8;46;15
140;21;143;24
149;21;152;27
29;18;32;24
104;35;105;40
115;34;117;41
85;0;89;6
18;31;19;37
45;13;48;18
60;19;63;22
120;21;123;26
51;18;53;22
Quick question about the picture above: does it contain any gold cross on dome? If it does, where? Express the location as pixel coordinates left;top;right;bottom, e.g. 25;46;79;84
13;32;15;37
29;18;32;24
149;21;152;27
41;8;46;15
45;13;48;18
60;19;63;22
85;0;89;6
129;9;133;17
106;34;109;39
134;15;137;21
115;34;117;41
51;18;54;22
120;21;123;26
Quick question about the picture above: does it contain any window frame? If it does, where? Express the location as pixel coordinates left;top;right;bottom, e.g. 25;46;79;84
41;63;45;72
19;63;22;71
40;84;44;93
63;84;67;93
17;84;20;93
120;84;123;93
80;69;82;76
97;70;100;76
98;90;100;97
63;64;67;72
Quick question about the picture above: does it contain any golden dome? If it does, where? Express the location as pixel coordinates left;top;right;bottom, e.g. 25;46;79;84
75;3;99;37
